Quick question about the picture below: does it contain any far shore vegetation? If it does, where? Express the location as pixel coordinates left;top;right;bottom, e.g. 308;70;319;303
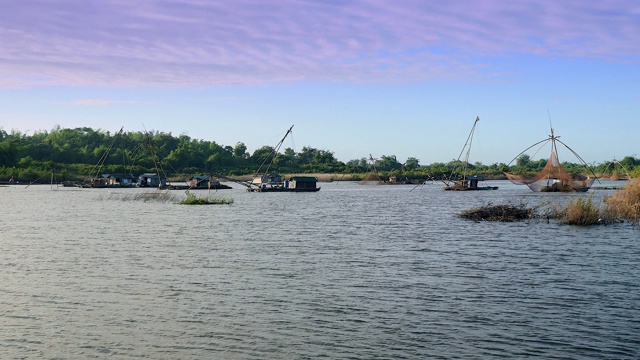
1;126;639;184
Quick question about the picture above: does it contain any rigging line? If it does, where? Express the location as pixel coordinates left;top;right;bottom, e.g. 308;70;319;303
409;175;437;191
554;138;602;183
431;176;446;190
166;161;180;175
551;136;560;164
87;126;124;180
255;125;294;178
409;182;421;192
25;170;53;189
447;116;479;184
122;139;127;174
51;171;56;190
120;133;135;175
128;143;145;168
289;131;297;154
456;116;479;162
602;159;631;179
527;139;551;164
505;137;552;167
142;124;169;188
461;117;479;178
368;154;379;176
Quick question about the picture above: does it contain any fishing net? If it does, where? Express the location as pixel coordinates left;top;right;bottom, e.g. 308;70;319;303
505;150;595;192
358;173;383;185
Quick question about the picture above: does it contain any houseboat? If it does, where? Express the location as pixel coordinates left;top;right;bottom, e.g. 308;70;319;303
138;173;167;189
168;175;232;190
244;125;321;193
248;174;320;192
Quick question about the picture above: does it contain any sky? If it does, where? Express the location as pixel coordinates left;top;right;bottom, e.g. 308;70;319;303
1;0;639;166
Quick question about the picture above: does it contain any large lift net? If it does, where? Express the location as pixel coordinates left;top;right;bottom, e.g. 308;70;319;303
504;127;598;192
505;150;596;192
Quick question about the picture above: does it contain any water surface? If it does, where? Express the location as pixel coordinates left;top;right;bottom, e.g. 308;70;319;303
1;181;638;358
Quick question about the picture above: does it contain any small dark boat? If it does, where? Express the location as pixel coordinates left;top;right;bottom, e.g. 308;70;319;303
442;116;498;191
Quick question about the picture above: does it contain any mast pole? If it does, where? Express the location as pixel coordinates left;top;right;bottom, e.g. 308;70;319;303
462;116;479;180
142;125;168;190
450;116;479;184
254;125;294;179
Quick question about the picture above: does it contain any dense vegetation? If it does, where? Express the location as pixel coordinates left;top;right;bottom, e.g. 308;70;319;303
1;126;638;183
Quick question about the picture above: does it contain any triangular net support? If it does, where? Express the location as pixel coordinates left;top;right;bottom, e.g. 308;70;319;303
505;150;596;192
359;154;384;185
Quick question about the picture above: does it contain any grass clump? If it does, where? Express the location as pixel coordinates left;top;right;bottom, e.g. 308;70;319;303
554;196;604;225
459;203;535;222
545;178;640;225
604;177;640;222
179;190;233;205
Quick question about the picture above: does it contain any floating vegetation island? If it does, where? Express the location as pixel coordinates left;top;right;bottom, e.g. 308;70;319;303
459;203;536;222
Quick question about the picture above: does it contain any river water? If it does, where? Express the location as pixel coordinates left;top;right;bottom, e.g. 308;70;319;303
1;180;639;359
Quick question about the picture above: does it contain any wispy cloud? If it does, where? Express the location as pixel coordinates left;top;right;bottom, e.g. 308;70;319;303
215;96;249;102
1;0;638;88
49;99;140;106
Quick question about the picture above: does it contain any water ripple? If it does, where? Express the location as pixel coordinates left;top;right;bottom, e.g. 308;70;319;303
1;182;639;358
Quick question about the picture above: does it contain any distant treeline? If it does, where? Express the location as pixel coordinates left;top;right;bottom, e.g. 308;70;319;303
0;126;638;182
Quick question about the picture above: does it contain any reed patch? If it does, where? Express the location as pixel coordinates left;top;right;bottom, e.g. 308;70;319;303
100;190;233;205
553;196;605;225
604;177;640;222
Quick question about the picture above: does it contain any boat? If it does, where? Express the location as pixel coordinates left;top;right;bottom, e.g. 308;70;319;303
167;175;232;190
244;125;320;192
81;127;140;188
81;127;171;189
247;174;320;192
138;172;167;188
504;122;598;192
442;116;498;191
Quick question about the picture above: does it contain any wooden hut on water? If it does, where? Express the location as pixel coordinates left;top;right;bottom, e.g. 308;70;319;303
138;173;167;188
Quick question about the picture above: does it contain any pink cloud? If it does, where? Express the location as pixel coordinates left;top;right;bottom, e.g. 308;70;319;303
0;0;637;88
48;99;139;106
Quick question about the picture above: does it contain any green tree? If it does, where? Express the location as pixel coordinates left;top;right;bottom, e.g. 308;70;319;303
233;142;248;158
0;138;18;166
251;146;275;168
405;157;420;170
377;155;402;171
516;154;531;168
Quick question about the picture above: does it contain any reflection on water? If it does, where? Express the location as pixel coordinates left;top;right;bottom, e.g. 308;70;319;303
1;181;639;358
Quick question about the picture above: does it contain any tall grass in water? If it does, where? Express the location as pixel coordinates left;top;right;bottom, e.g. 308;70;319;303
102;191;180;203
604;177;640;222
103;190;233;205
555;196;603;225
179;190;233;205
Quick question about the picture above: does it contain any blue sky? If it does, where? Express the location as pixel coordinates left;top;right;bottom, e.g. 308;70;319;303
1;0;638;165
